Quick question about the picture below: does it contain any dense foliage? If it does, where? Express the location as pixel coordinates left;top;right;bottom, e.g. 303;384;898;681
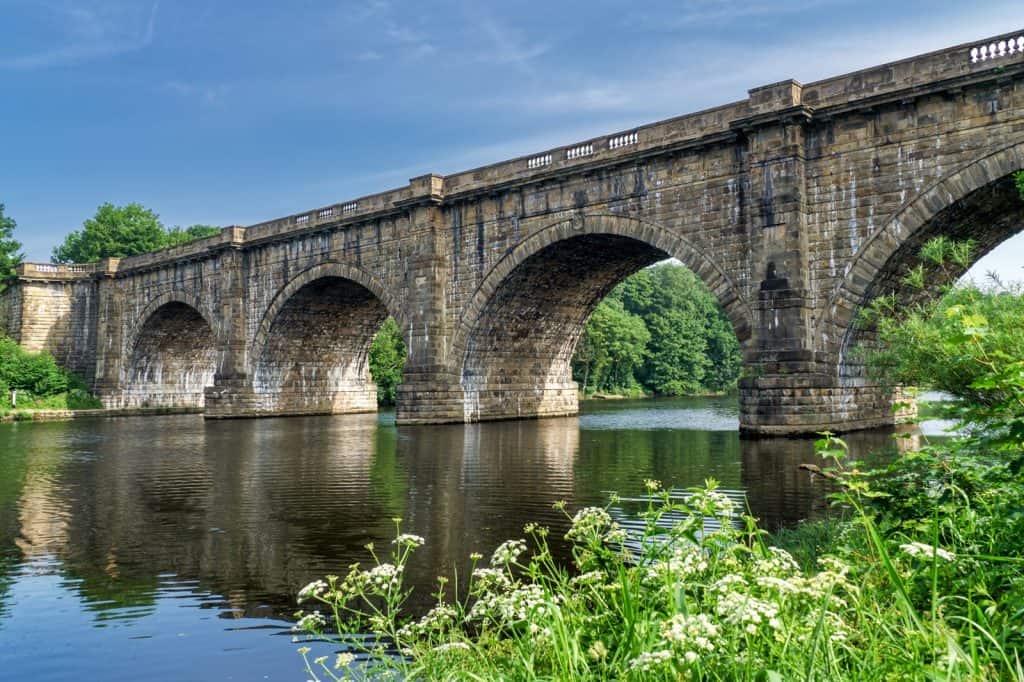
865;236;1024;453
572;264;742;396
51;202;219;263
0;203;24;292
0;336;101;412
369;318;407;406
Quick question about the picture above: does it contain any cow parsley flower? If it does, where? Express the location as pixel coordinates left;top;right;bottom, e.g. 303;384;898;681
900;542;955;562
297;579;328;603
393;533;425;549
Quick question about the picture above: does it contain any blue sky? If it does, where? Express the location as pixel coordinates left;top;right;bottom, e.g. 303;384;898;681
2;0;1022;280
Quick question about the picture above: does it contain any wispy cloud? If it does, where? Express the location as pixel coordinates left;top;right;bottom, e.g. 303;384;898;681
384;23;436;57
469;10;550;71
0;1;159;70
625;0;854;30
164;79;226;106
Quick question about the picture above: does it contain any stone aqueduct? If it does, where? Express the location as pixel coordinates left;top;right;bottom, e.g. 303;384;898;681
3;31;1024;435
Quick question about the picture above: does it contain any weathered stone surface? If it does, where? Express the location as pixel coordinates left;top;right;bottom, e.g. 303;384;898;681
2;30;1023;435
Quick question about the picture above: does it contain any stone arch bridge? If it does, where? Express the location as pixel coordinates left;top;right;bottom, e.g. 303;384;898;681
4;30;1024;435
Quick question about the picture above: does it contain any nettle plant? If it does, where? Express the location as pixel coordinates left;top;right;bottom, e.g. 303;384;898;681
291;475;1014;681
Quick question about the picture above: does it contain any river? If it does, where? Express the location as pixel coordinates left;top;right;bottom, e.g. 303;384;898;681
0;397;947;681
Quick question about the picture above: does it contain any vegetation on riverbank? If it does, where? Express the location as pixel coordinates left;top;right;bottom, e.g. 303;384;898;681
296;238;1024;680
0;336;101;413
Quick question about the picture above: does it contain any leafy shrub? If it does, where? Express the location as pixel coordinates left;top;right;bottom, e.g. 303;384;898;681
0;335;100;410
369;318;406;406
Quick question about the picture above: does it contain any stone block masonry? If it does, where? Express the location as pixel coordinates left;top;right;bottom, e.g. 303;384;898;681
3;29;1023;434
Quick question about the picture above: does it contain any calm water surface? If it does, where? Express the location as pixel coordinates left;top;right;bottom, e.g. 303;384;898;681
0;397;939;681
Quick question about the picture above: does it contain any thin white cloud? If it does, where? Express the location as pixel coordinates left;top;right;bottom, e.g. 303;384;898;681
471;12;550;70
0;1;159;70
164;80;225;106
625;0;854;29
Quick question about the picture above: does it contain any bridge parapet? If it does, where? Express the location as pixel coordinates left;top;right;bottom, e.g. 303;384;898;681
16;262;99;281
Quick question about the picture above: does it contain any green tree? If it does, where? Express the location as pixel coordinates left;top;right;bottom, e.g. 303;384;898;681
0;204;24;292
703;311;743;392
369;317;407;406
51;204;221;263
572;263;742;397
52;203;167;263
166;224;221;246
622;264;740;396
572;298;649;394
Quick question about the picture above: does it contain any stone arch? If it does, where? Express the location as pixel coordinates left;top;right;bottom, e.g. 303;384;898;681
452;213;752;359
249;261;404;416
252;261;405;358
450;213;752;422
124;290;218;359
824;139;1024;380
120;292;218;409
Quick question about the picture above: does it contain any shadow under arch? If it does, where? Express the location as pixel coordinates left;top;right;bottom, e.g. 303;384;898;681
120;291;218;408
248;261;405;416
449;213;752;423
821;139;1024;382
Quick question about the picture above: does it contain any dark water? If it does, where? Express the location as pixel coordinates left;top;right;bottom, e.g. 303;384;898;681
0;397;938;681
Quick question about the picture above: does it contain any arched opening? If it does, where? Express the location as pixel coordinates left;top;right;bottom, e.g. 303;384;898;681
837;170;1024;383
123;302;216;408
456;230;745;422
252;276;395;416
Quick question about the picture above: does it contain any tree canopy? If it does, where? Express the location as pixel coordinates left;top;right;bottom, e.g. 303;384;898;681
572;263;742;396
0;204;24;292
369;317;407;405
51;203;220;263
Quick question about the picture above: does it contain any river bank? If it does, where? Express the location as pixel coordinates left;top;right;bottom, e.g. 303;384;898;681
0;405;202;422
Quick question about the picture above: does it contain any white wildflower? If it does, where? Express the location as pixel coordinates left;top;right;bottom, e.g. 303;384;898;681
900;542;955;562
297;579;328;603
293;611;326;632
432;642;471;654
716;592;780;632
648;544;709;583
471;567;511;592
753;547;800;577
566;507;613;541
366;563;403;590
570;571;607;587
662;613;721;663
491;539;527;566
334;652;355;669
393;533;425;549
711;574;748;593
628;650;672;672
